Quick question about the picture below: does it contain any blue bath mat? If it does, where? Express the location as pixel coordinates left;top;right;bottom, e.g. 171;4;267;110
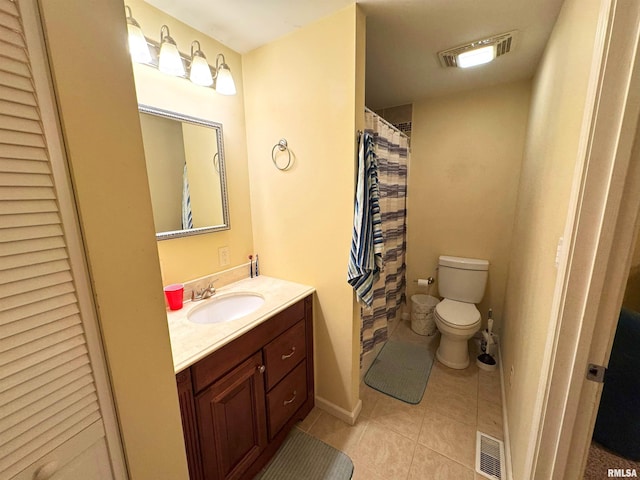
257;428;353;480
364;339;435;404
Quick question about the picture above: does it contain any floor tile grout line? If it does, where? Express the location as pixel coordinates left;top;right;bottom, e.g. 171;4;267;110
304;409;321;432
417;410;478;471
405;431;421;480
418;404;478;470
353;415;369;447
421;444;477;476
366;406;426;443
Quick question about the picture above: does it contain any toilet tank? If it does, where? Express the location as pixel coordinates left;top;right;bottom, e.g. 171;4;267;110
438;255;489;303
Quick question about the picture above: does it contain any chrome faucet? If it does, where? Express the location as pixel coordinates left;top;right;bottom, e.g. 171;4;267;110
191;281;217;301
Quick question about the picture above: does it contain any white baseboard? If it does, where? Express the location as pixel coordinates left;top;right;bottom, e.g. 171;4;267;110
499;344;514;480
315;395;362;426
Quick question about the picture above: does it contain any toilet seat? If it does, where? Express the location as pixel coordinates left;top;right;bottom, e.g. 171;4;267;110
435;299;480;328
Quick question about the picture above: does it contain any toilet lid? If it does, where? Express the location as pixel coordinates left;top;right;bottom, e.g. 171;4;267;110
435;299;480;327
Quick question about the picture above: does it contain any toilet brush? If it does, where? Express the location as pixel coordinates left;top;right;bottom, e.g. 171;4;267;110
477;310;497;371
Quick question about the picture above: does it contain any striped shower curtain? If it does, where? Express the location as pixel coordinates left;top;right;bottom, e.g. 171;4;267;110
360;110;409;359
182;162;193;230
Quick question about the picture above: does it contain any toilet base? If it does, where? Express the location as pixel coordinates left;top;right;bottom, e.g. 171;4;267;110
436;335;471;370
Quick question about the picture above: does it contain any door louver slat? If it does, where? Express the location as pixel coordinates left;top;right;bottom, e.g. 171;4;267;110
0;99;39;120
0;0;19;16
0;354;90;406
0;304;79;338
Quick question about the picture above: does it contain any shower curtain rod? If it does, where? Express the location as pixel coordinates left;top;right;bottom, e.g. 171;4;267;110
364;106;410;140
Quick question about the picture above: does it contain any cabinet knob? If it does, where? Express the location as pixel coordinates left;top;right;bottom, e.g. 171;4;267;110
34;461;58;480
257;365;266;373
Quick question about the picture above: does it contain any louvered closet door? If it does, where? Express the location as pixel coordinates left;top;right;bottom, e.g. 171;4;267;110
0;1;126;479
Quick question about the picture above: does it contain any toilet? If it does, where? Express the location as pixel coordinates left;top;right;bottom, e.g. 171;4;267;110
434;255;489;369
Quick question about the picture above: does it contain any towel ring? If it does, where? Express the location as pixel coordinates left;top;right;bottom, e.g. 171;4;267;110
271;138;292;171
213;152;220;174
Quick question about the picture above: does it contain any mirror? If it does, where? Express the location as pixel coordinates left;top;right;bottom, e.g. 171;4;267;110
138;105;230;240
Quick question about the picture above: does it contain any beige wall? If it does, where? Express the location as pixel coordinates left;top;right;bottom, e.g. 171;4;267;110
352;4;367;404
407;81;531;332
127;0;253;285
500;0;604;478
39;0;189;478
243;5;364;413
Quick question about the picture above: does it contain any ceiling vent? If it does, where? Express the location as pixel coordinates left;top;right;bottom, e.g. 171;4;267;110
438;31;518;68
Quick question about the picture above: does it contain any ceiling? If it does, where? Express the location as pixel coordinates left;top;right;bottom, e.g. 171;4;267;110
145;0;565;109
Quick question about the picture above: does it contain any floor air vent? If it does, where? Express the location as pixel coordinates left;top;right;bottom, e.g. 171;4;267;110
476;431;505;480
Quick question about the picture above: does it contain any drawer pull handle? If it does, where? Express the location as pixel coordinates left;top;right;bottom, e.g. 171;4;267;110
281;346;296;360
283;390;297;406
257;365;266;373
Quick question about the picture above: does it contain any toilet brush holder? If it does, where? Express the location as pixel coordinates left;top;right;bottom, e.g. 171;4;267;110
477;353;497;371
477;329;498;371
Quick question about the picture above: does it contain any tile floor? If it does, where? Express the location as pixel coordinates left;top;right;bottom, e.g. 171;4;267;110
298;320;504;480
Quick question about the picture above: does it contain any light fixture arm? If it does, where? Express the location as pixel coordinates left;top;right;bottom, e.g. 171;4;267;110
124;5;135;24
191;40;206;60
124;5;143;29
212;53;228;80
160;25;176;46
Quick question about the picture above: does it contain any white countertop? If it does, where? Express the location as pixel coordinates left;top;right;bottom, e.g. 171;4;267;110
166;275;315;373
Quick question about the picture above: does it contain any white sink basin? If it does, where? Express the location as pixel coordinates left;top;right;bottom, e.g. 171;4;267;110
187;292;265;324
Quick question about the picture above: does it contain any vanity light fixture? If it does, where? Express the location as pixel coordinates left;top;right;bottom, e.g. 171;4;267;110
158;25;185;76
123;6;236;95
213;54;237;96
189;41;214;86
125;6;151;64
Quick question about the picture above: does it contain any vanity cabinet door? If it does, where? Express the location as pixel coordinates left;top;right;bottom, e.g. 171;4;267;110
196;352;267;480
177;369;204;480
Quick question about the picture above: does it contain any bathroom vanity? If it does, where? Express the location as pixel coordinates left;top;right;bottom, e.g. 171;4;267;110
167;277;314;480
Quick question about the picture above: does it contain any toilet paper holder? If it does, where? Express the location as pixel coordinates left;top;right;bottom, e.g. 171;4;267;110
415;277;434;287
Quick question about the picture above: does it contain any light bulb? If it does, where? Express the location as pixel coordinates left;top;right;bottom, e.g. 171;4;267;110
125;6;151;64
457;45;496;68
215;66;236;95
189;41;213;86
158;25;185;76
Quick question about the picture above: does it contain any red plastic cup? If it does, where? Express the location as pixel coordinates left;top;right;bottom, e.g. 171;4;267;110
164;283;184;311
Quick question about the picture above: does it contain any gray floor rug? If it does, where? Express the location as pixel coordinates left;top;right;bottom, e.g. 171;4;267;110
256;428;353;480
364;339;435;404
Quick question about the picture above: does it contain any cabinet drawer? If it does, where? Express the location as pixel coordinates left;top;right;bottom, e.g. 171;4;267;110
264;320;306;390
266;361;307;439
191;300;305;394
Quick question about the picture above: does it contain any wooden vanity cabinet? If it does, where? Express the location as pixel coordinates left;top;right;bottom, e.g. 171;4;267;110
177;295;314;480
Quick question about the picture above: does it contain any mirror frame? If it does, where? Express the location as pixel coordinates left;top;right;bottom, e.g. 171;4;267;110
138;104;231;240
